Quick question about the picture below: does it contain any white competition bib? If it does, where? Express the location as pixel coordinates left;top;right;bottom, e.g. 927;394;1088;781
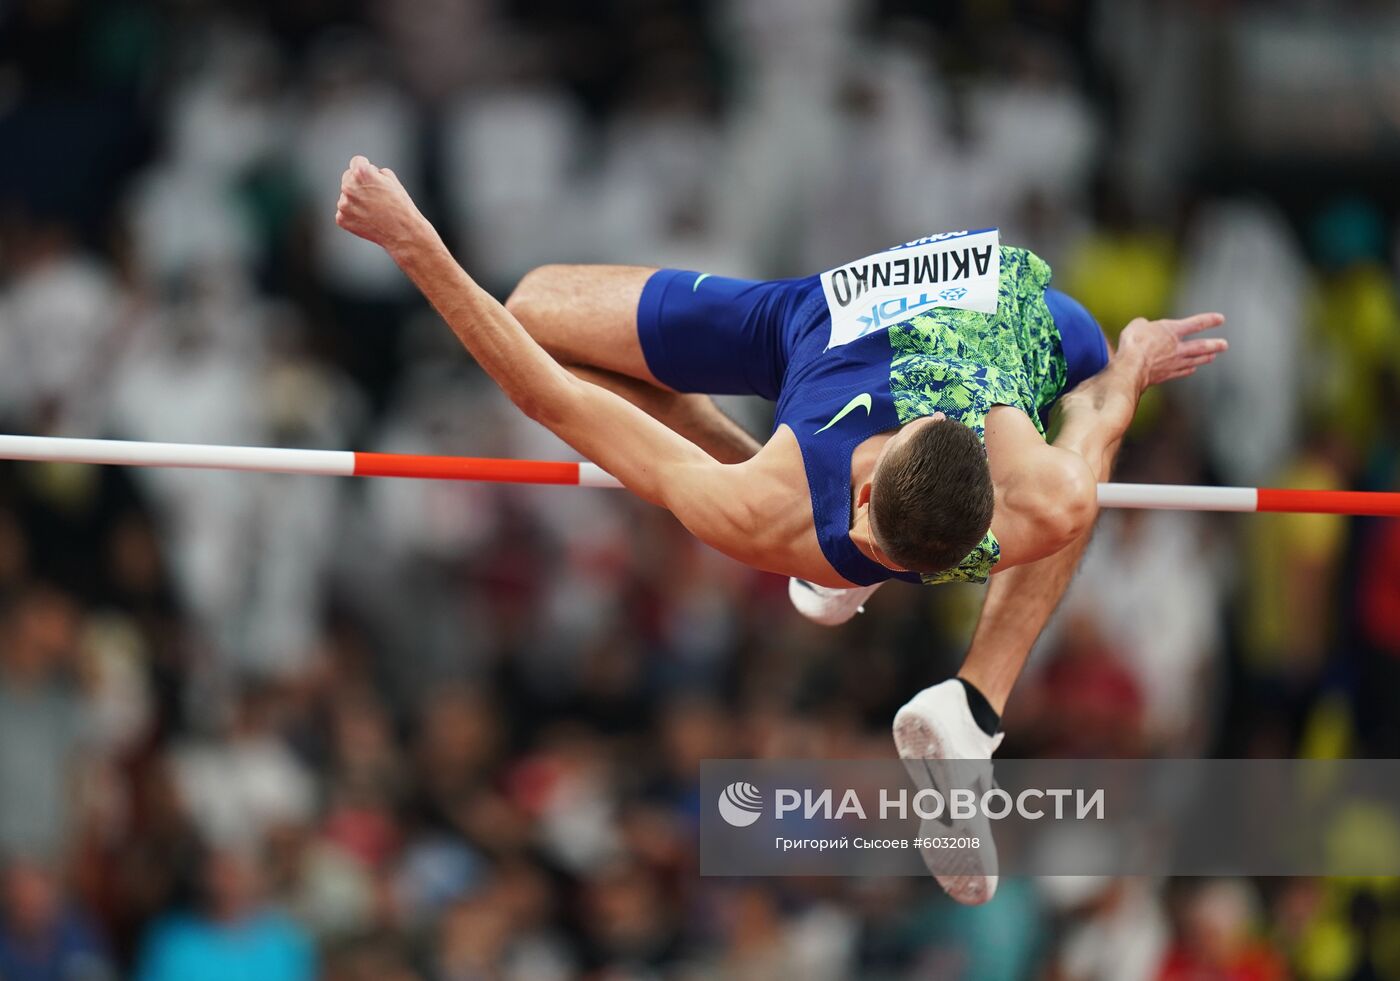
819;228;1001;349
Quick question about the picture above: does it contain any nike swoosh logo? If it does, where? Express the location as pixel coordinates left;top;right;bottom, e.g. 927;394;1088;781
692;273;711;292
814;393;873;434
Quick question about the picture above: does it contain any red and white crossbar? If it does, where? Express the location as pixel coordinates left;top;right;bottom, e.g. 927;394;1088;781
0;435;1396;515
0;434;625;488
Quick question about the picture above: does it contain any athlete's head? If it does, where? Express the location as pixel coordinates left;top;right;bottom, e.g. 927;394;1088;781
864;415;994;575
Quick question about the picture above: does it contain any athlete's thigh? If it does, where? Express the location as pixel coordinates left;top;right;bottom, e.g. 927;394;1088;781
507;264;660;383
510;263;804;400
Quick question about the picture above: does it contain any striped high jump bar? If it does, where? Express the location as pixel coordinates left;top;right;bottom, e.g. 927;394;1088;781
0;434;1397;516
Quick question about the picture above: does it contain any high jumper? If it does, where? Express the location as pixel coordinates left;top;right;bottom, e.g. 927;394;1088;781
319;153;1241;903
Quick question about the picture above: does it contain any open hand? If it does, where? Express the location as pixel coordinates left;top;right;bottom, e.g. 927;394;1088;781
335;155;432;256
1117;313;1228;388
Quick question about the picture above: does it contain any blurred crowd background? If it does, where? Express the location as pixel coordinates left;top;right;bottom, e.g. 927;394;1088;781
1;0;1399;978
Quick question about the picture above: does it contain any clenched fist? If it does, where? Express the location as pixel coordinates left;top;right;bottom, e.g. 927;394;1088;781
335;155;434;257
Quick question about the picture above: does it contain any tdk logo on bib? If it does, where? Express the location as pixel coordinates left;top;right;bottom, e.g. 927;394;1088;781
820;228;1001;349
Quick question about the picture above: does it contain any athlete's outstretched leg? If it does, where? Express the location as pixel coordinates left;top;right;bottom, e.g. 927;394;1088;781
506;264;760;463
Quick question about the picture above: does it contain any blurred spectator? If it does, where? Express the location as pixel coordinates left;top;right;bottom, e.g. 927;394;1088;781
1016;611;1147;757
1176;200;1309;486
1158;880;1288;981
693;883;856;981
169;685;317;848
1239;438;1351;753
896;878;1042;981
1041;877;1168;981
442;78;586;288
0;223;126;435
0;857;114;981
1310;199;1400;460
135;845;315;981
432;863;572;980
1284;878;1400;981
1060;178;1177;342
0;587;88;858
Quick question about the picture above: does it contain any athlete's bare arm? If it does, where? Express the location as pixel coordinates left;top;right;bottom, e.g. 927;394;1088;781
986;312;1226;569
983;411;1096;569
334;156;782;564
505;264;762;464
962;313;1227;710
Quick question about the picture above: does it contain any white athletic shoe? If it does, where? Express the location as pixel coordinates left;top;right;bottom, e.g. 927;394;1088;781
892;679;1004;906
788;578;883;627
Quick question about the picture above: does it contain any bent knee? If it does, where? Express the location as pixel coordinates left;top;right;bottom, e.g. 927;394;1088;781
505;264;565;319
505;264;576;353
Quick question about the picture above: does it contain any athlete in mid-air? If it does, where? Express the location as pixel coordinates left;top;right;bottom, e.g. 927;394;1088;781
334;156;1227;904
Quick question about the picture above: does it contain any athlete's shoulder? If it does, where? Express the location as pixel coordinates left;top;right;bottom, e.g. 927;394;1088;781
746;427;813;517
657;446;815;579
985;430;1095;568
731;427;826;556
